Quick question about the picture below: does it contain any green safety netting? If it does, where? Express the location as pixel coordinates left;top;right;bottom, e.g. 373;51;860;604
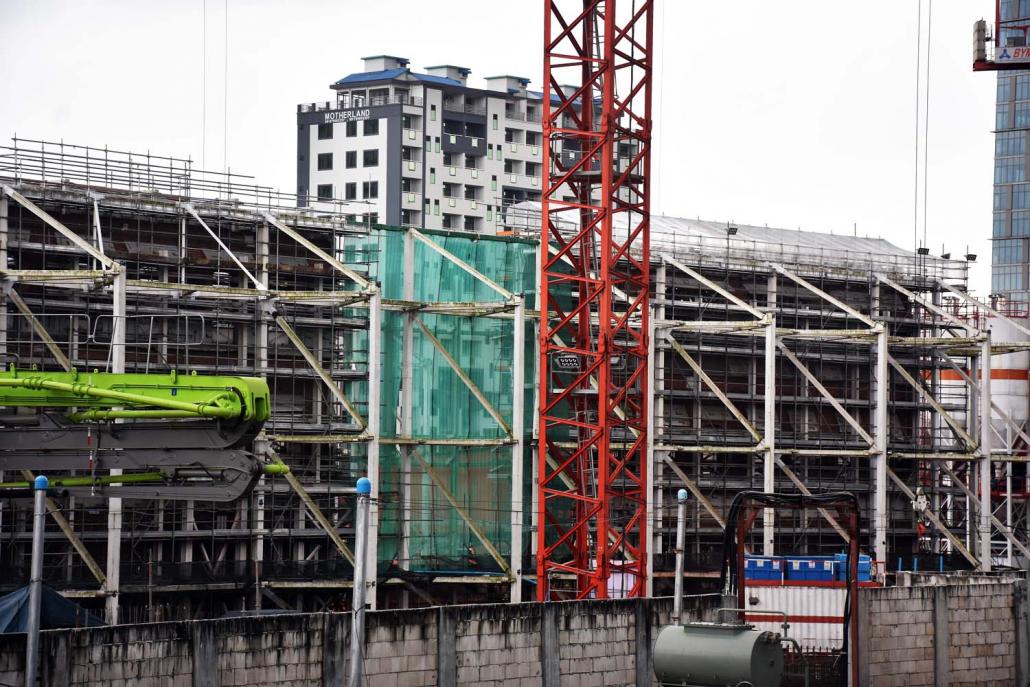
343;227;537;574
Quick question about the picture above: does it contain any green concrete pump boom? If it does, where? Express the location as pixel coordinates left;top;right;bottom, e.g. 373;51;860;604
0;367;275;501
0;366;270;422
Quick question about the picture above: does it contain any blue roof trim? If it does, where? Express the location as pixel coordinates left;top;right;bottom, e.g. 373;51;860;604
334;68;463;87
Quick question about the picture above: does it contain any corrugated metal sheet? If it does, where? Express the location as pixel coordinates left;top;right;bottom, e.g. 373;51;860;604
744;585;846;651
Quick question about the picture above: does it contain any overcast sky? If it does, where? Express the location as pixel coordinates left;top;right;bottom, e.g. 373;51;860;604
0;0;999;293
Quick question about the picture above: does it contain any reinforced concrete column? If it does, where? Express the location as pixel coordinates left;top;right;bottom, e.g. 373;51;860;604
646;262;665;596
510;296;526;602
105;267;126;624
873;322;889;575
251;220;270;605
979;333;993;571
365;290;382;610
399;230;414;589
762;285;776;555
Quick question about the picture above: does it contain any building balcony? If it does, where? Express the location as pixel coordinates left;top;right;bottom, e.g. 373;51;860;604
504;173;541;189
402;192;421;209
401;159;422;177
402;128;422;143
505;142;541;158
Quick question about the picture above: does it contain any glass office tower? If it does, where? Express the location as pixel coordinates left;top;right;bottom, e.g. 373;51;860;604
992;2;1030;301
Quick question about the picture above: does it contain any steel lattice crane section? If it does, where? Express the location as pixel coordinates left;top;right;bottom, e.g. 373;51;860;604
537;0;653;600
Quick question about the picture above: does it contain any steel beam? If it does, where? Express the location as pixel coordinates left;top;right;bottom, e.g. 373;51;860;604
762;309;776;555
660;456;726;529
3;287;72;372
1;185;113;269
262;212;372;291
409;446;513;578
768;262;877;328
889;355;978;450
772;458;850;542
663;255;766;320
410;228;512;300
181;204;266;291
776;341;875;446
414;315;511;435
872;307;889;573
274;315;367;430
663;330;762;442
940;463;1030;560
888;468;979;568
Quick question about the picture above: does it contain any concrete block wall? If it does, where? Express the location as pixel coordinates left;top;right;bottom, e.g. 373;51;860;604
0;595;718;687
364;607;438;687
863;586;936;686
945;583;1018;686
213;614;324;687
453;602;541;686
860;579;1028;687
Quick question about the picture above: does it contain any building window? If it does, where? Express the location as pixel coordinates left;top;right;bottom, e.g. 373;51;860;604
317;153;333;171
996;156;1024;184
346;121;358;137
997;185;1011;210
425;135;432;152
1014;210;1030;236
1000;75;1013;103
1016;101;1030;128
994;238;1024;264
430;167;436;184
362;181;379;199
346;151;357;168
317;123;333;140
431;104;437;121
997;130;1025;157
364;119;380;136
492;113;498;130
992;264;1024;291
1017;74;1030;101
345;182;357;200
363;149;379;167
316;184;333;200
999;103;1012;130
995;211;1008;237
1013;183;1030;209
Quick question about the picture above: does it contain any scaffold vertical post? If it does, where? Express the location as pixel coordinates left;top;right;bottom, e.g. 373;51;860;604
763;313;776;556
105;266;126;624
366;289;382;608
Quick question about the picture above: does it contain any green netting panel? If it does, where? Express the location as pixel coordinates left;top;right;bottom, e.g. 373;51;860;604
344;227;536;572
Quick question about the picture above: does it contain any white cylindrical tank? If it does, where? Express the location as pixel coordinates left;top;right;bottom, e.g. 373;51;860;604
985;316;1030;447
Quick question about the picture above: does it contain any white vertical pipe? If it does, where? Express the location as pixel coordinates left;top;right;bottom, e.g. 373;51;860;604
105;267;126;625
980;334;993;571
672;489;688;624
25;475;48;687
348;477;371;687
510;297;525;603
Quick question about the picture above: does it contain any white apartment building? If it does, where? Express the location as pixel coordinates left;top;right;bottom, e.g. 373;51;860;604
297;55;548;233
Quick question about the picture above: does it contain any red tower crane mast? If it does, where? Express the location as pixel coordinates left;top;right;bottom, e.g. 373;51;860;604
537;0;653;600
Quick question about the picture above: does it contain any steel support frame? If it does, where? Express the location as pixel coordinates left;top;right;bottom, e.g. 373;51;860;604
539;0;653;600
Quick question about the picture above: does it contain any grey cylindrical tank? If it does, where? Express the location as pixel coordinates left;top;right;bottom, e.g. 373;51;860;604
653;622;784;687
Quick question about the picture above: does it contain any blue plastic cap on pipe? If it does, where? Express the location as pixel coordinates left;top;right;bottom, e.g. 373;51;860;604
33;475;49;491
677;488;689;503
356;477;372;495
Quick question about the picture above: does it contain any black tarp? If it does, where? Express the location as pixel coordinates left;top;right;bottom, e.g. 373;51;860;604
0;585;104;632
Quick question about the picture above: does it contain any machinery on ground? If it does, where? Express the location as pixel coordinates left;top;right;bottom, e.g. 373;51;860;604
0;366;278;501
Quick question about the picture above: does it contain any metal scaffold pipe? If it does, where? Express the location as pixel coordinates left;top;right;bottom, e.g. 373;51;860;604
673;489;689;624
24;475;48;687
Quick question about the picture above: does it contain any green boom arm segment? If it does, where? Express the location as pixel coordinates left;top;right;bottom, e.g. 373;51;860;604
0;367;270;422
